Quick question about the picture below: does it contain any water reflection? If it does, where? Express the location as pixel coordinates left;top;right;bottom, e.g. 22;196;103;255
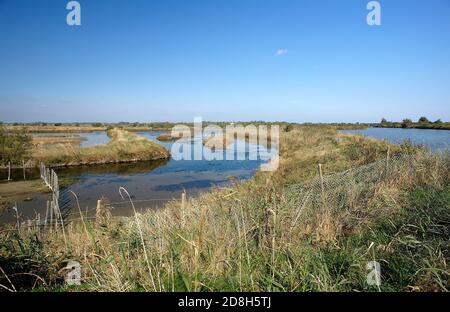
1;130;274;224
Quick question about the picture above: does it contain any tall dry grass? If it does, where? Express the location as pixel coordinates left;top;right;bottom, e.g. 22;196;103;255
30;128;170;167
1;126;448;291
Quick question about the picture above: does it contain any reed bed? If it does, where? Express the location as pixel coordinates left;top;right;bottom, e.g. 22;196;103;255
30;128;170;167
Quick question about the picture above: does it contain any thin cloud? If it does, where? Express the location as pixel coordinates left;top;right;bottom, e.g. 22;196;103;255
276;49;288;56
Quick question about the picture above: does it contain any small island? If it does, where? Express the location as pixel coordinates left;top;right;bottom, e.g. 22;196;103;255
0;126;170;169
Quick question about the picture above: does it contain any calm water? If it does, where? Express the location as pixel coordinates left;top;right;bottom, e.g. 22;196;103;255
32;131;111;147
339;128;450;152
77;132;111;147
0;131;275;223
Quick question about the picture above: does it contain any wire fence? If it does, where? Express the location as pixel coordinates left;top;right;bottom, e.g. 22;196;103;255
284;152;416;229
9;152;430;233
37;163;67;232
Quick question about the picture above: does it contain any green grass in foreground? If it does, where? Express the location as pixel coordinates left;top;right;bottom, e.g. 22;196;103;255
301;185;449;291
0;126;448;292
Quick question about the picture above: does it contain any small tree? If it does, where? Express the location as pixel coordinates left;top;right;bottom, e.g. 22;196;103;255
418;116;429;124
381;118;387;124
0;125;32;166
401;119;412;128
285;124;294;132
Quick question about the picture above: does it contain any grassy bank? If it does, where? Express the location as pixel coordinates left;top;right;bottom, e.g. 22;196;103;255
31;133;84;147
30;128;170;167
0;126;448;291
156;127;193;142
203;129;277;150
5;125;107;133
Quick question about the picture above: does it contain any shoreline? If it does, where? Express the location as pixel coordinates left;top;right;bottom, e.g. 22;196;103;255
372;125;450;131
1;128;170;169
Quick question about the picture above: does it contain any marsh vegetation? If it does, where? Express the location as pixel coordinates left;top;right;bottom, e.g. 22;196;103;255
1;125;447;292
29;128;170;167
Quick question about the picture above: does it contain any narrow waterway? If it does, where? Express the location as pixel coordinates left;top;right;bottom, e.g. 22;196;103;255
0;130;276;223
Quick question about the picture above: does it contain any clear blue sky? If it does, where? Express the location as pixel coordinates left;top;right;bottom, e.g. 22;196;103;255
1;0;449;123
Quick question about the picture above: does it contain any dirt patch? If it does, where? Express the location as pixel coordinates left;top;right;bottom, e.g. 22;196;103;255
156;132;183;142
0;180;50;213
203;134;233;150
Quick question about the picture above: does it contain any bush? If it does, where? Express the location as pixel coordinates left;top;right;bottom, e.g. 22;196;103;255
285;124;294;132
0;125;32;165
401;119;412;128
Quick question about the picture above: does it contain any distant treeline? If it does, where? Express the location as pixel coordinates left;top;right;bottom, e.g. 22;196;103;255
6;121;170;128
375;117;450;130
3;121;367;129
1;121;372;135
10;119;450;131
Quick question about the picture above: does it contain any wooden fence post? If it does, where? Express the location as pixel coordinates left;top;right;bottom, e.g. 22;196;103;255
181;189;187;224
95;197;111;228
385;146;390;176
22;160;26;180
7;161;11;181
45;201;49;229
49;201;53;234
36;213;40;235
318;163;324;196
181;189;187;210
14;205;20;235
